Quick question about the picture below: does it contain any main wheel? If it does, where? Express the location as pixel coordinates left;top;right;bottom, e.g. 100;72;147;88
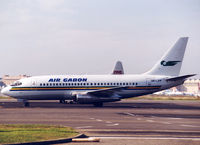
59;100;66;104
24;102;30;107
93;102;103;107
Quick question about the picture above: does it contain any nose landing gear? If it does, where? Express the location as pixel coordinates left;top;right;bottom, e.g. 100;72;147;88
17;99;30;107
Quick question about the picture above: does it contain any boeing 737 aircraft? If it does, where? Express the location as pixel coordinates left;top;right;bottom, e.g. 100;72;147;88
1;37;195;107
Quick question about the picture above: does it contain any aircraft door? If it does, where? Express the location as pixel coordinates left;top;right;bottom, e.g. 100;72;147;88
31;79;37;86
146;78;152;86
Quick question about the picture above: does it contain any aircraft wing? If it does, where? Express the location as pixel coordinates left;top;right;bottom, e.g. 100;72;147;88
87;86;126;97
166;74;196;81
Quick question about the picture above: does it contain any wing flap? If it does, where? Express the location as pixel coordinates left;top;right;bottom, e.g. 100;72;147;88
87;86;126;97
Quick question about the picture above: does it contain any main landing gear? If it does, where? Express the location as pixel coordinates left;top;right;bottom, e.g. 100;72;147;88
59;99;66;104
59;100;75;104
24;102;30;107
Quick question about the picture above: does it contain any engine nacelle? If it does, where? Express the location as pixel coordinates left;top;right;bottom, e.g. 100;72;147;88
75;94;120;104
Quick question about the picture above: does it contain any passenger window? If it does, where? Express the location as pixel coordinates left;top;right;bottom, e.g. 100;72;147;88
133;83;135;85
40;83;42;86
117;83;119;85
101;83;103;85
43;83;45;86
107;83;109;85
123;83;125;85
91;83;93;86
94;83;96;85
126;83;128;85
120;83;122;86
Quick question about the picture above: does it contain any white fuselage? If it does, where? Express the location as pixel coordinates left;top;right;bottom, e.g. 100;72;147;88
1;74;184;101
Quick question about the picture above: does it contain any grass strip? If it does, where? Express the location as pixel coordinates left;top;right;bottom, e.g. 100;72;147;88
0;124;79;144
0;96;12;99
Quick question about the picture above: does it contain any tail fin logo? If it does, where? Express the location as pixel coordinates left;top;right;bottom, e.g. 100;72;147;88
160;60;181;66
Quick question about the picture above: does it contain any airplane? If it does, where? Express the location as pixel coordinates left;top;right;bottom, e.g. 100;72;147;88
1;37;195;107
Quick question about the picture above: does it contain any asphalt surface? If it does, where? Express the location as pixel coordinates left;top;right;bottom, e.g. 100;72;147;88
1;99;200;145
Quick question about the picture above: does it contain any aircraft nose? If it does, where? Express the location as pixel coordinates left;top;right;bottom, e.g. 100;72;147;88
1;86;11;96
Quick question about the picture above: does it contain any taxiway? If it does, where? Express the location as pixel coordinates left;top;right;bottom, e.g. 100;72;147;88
0;99;200;145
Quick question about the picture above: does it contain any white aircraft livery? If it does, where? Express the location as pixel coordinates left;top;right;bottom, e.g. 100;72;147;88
1;37;195;107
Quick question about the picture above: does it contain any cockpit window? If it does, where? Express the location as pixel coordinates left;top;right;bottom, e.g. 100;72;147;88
11;81;22;86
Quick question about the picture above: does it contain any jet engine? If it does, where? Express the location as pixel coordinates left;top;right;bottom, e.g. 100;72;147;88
72;93;121;104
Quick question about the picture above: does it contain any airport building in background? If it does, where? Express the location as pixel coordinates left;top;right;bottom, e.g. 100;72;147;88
180;79;200;94
1;75;30;86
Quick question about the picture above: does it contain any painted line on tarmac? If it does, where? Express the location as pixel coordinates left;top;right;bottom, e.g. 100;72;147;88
106;121;112;123
167;118;182;120
180;124;199;128
106;123;119;126
125;112;135;117
94;136;200;140
146;120;155;123
76;126;93;129
161;122;171;124
89;117;119;127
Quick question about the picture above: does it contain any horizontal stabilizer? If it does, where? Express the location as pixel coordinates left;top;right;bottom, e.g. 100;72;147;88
166;74;196;81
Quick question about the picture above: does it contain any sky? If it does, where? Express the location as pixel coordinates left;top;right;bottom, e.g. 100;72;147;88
0;0;200;77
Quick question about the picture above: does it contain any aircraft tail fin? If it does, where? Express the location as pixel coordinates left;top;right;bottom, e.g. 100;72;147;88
145;37;189;76
112;61;124;75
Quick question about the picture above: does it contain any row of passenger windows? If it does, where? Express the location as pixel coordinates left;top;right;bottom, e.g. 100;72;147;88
39;82;138;87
